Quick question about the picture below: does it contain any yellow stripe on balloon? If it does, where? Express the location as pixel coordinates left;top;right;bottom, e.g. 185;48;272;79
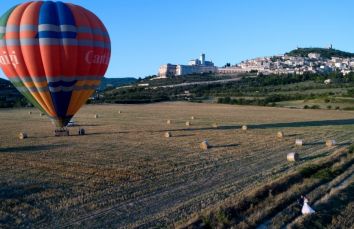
67;90;95;116
23;81;48;88
29;91;56;117
39;91;57;117
75;80;100;86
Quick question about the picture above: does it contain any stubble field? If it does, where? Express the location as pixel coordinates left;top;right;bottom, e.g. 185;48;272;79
0;102;353;228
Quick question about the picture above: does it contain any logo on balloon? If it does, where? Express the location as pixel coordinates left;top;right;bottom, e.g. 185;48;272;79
0;51;19;68
85;50;110;65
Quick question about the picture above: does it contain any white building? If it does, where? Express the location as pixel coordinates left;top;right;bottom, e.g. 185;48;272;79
157;54;217;78
218;66;245;74
156;64;177;79
308;53;321;59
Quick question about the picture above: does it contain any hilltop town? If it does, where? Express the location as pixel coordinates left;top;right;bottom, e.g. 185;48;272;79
157;46;354;78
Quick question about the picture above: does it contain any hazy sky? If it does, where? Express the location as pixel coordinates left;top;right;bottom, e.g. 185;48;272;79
1;0;354;79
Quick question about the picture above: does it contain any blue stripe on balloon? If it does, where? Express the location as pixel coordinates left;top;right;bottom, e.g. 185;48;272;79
38;31;77;39
56;2;76;26
50;91;73;118
39;1;60;25
39;1;78;119
48;80;77;88
39;2;75;26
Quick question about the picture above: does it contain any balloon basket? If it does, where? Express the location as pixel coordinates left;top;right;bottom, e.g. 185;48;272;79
54;128;70;137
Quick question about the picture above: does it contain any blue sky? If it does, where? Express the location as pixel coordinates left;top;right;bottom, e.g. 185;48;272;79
1;0;354;79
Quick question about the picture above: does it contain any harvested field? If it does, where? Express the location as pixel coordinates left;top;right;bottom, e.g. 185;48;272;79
186;146;354;228
0;102;353;228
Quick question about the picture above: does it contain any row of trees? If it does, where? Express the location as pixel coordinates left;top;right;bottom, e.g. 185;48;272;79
101;72;353;104
217;93;318;106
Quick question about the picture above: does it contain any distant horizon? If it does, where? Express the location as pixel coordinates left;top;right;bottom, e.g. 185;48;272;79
1;0;354;79
0;45;353;80
1;45;353;80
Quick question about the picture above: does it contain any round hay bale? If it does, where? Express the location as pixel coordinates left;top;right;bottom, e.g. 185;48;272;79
40;112;45;117
186;121;191;126
94;114;99;119
118;110;122;114
166;119;171;124
200;140;210;150
78;128;85;136
277;131;284;138
18;132;28;139
191;116;195;120
165;131;171;138
212;123;218;128
28;111;32;115
295;139;303;146
326;139;336;147
287;152;299;162
241;125;248;131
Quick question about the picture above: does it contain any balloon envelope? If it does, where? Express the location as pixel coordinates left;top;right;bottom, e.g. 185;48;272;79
0;1;111;127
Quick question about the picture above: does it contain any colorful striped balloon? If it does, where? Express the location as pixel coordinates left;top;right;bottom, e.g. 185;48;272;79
0;1;111;127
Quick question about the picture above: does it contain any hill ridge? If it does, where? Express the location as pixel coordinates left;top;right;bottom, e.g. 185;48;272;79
286;47;354;58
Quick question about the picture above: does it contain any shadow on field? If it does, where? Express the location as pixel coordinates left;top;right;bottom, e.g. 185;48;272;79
301;151;331;161
0;182;47;199
287;133;301;137
173;134;195;138
303;141;324;146
212;143;240;148
163;118;354;132
75;124;103;127
248;118;354;129
0;144;66;153
336;142;352;146
72;131;123;136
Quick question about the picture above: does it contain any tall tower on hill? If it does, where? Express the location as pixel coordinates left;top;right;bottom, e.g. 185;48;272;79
200;53;205;65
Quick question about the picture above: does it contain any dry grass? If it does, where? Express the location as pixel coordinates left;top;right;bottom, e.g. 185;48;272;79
185;147;354;229
0;102;353;228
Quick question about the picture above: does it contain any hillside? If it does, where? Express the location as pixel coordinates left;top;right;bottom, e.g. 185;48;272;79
287;48;354;59
0;78;23;108
0;77;137;107
0;78;11;88
103;71;354;109
98;77;137;91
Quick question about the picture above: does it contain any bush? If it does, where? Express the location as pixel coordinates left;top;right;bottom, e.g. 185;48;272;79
342;107;354;111
327;105;332;109
349;144;354;154
201;216;212;229
310;105;320;109
312;168;334;181
304;105;309;109
347;89;354;97
216;210;230;225
299;164;320;178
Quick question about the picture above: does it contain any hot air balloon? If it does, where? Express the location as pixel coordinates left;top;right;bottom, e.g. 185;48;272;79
0;1;111;133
